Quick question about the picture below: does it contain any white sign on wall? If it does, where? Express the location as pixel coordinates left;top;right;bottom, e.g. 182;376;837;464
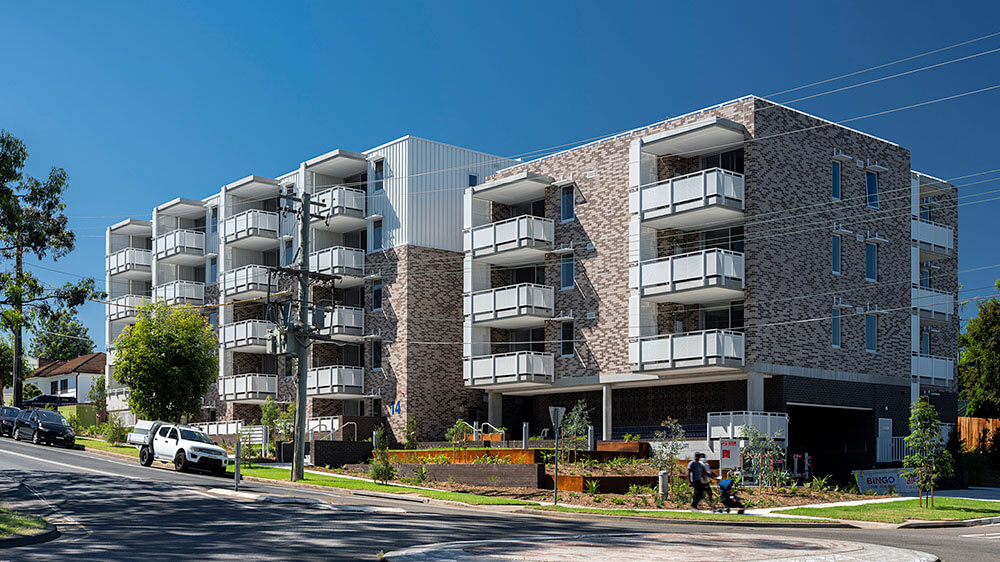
719;439;741;469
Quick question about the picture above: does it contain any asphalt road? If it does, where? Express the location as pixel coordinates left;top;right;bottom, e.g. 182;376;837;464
1;437;997;561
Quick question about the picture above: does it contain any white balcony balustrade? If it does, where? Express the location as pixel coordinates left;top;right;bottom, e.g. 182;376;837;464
464;284;554;328
912;353;954;385
153;230;205;265
911;217;954;260
107;248;152;279
311;187;366;232
316;307;364;341
108;295;148;323
707;411;788;442
218;373;278;403
220;320;276;352
629;330;744;373
465;215;554;265
306;366;365;398
153;280;205;305
463;351;554;389
310;246;365;288
629;249;744;304
107;388;130;412
221;265;277;298
222;209;279;250
629;168;744;230
911;285;955;323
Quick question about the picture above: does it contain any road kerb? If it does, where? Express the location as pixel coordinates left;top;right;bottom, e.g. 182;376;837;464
898;515;1000;528
0;522;60;548
516;507;857;528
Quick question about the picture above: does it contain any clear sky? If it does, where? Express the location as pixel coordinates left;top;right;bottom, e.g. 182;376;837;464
2;0;999;350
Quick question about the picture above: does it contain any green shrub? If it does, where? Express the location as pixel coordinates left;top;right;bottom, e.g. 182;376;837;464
369;426;396;484
402;417;419;450
810;474;831;491
101;416;128;446
622;433;639;442
412;465;429;484
584;479;600;495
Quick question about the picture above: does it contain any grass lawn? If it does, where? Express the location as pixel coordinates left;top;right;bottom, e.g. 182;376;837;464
782;498;1000;523
228;464;535;506
77;437;139;458
530;505;815;523
0;505;48;537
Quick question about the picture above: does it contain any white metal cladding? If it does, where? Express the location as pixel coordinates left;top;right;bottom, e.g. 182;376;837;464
365;138;408;253
911;285;954;317
463;351;554;386
310;246;365;276
306;366;365;396
153;229;205;258
911;353;954;384
465;216;554;256
911;217;953;255
629;249;744;292
464;284;554;323
153;280;205;303
219;373;278;401
221;209;279;241
707;411;788;441
220;320;276;349
108;295;148;322
106;248;152;275
318;307;364;337
221;264;277;296
629;168;744;219
628;330;745;371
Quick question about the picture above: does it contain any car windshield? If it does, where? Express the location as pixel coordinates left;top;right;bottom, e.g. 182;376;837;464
1;407;18;417
35;410;69;425
180;429;215;444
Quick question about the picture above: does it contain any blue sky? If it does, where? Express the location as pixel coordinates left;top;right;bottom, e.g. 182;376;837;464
2;0;999;349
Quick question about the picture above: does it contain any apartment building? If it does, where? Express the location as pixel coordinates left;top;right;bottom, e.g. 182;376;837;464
105;137;514;441
462;96;958;475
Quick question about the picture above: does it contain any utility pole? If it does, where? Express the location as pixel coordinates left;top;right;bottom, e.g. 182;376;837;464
292;191;311;482
12;237;23;409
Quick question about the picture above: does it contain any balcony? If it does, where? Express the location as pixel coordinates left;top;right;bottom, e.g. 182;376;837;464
465;215;554;265
306;366;365;398
107;248;152;279
218;373;278;403
153;229;205;265
911;217;953;260
470;171;553;205
911;285;954;323
310;246;365;288
221;265;277;298
108;295;148;324
629;168;744;230
912;353;954;385
311;187;366;232
107;387;130;412
707;411;788;442
316;307;365;341
464;284;554;328
222;209;279;250
463;351;554;390
220;320;276;352
629;330;745;374
153;280;205;305
629;249;744;304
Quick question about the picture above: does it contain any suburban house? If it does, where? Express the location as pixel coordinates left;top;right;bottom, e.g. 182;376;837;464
24;352;106;404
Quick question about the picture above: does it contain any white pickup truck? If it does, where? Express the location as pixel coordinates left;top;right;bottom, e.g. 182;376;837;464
127;420;230;476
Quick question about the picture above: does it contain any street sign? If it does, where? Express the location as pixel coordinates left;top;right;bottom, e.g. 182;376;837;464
719;439;741;469
549;406;566;431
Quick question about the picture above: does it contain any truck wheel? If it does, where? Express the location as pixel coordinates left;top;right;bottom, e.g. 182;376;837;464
174;451;189;472
139;446;154;467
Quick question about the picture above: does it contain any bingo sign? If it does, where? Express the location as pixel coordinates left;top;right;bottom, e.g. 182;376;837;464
853;469;919;495
719;440;741;469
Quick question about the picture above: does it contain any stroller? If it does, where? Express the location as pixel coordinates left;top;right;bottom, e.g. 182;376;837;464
713;479;745;514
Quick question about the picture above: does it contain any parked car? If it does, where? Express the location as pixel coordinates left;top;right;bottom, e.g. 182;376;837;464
0;406;21;437
13;408;76;447
127;420;229;476
22;395;75;409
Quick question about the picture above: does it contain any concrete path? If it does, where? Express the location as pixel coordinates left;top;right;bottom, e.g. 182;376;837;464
385;532;939;561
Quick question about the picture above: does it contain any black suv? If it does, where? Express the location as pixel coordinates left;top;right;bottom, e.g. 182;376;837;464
0;406;20;437
14;409;76;447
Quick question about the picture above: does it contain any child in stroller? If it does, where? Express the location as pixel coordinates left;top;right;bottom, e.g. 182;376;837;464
713;478;745;514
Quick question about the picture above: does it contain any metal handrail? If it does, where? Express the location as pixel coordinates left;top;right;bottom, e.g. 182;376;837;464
632;247;743;265
464;350;551;360
464;214;554;232
465;282;551;297
631;328;743;342
628;166;744;193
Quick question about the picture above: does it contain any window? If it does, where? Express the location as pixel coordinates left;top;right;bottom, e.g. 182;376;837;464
157;426;171;438
866;172;879;209
920;269;931;288
920;205;931;221
371;398;382;417
210;208;218;233
209;312;218;330
865;243;878;281
372;220;383;251
372;282;383;311
510;265;544;285
60;379;68;392
920;331;930;355
284;240;294;265
50;381;58;394
865;315;877;353
372;341;382;370
371;160;384;192
560;256;574;290
167;428;179;440
832;161;842;200
468;174;478;187
703;227;743;252
832;309;841;348
702;148;744;174
209;258;218;283
831;235;841;275
561;184;575;222
561;321;575;357
703;302;744;331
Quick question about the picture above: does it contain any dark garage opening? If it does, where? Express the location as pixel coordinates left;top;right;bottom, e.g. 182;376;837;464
786;404;875;482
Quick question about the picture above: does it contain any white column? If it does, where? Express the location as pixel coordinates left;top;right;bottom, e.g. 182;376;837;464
910;379;920;404
487;392;502;428
602;384;612;441
747;372;764;412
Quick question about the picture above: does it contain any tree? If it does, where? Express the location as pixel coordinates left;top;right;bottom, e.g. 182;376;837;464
22;382;41;400
113;301;217;421
28;309;95;360
260;396;280;456
902;399;954;508
88;374;107;424
1;130;104;408
959;280;1000;417
1;337;30;405
560;399;591;461
652;418;687;502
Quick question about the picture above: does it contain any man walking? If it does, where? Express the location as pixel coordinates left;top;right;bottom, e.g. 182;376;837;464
688;452;708;511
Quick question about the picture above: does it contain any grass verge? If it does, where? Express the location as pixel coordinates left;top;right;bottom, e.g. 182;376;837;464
228;465;535;505
0;505;48;537
782;498;1000;523
77;437;139;458
529;505;816;523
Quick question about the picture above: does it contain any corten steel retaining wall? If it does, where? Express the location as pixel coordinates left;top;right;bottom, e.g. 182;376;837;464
383;448;650;464
391;464;546;488
545;474;658;494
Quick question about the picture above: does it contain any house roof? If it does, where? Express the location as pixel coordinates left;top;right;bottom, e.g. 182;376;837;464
32;353;106;378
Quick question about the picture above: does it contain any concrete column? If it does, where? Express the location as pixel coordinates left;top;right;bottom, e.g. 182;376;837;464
602;384;612;441
487;392;502;428
747;372;764;412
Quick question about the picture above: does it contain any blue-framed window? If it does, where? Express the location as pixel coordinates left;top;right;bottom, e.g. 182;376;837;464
468;174;478;187
371;160;384;192
560;256;574;290
372;341;382;370
865;243;877;282
372;282;383;311
832;161;841;200
832;235;841;275
561;184;575;222
831;309;841;348
210;208;218;233
561;320;575;357
209;258;218;283
866;172;879;209
865;315;877;353
372;220;383;251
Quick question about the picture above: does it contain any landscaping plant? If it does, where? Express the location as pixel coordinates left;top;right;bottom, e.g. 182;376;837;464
741;424;786;488
651;417;686;499
402;416;419;450
369;425;396;484
560;399;590;462
101;415;128;446
902;399;954;508
444;419;472;462
260;396;280;457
